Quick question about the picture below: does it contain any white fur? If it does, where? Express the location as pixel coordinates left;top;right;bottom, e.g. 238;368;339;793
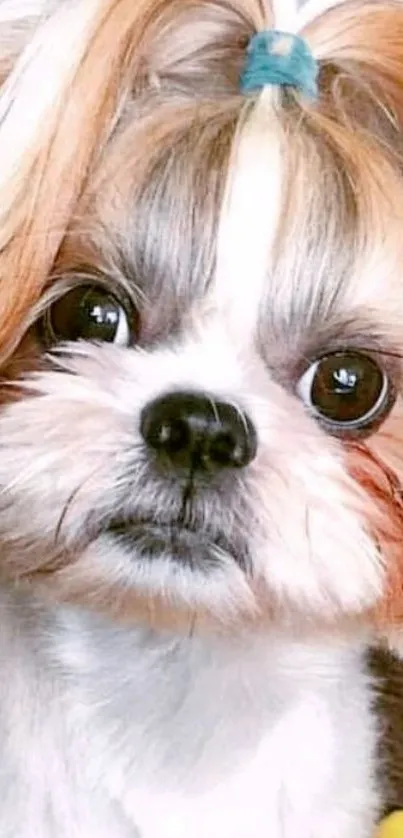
0;591;379;838
215;91;284;339
297;0;348;28
0;322;385;836
0;0;101;221
273;0;299;32
0;332;383;618
0;0;48;22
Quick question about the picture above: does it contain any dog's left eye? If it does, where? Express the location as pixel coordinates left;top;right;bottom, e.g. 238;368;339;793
42;285;138;347
297;351;392;434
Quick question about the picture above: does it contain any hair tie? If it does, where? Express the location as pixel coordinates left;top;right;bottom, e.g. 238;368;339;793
240;30;318;99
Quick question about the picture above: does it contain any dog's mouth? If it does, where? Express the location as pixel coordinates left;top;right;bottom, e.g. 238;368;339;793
106;517;249;572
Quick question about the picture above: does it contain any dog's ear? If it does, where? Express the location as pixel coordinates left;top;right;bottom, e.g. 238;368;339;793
0;0;152;359
303;1;403;164
300;2;403;644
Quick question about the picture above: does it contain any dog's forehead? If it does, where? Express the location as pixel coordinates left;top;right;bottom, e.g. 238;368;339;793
213;98;283;335
212;105;403;356
82;102;403;356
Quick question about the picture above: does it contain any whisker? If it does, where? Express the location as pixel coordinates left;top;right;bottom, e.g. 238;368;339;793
226;397;252;441
188;610;197;638
54;466;101;546
207;396;220;425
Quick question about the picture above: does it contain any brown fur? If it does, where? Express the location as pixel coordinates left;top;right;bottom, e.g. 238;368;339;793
345;440;403;626
369;646;403;815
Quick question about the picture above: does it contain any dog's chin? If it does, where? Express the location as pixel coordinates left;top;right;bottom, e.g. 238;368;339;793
27;514;256;631
12;516;370;636
106;517;248;574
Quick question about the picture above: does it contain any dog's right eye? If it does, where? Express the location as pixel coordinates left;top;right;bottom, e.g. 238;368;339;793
41;285;139;347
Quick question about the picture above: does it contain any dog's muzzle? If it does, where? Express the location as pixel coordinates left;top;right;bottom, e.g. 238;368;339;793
106;390;256;571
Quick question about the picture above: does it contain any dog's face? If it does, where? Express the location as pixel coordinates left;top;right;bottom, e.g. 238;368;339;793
1;0;403;633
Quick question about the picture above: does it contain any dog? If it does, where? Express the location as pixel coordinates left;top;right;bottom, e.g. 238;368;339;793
1;0;403;834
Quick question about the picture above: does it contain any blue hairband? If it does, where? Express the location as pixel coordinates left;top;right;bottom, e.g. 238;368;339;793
240;30;318;99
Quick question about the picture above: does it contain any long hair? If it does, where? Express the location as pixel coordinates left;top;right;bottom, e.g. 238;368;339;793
1;0;403;356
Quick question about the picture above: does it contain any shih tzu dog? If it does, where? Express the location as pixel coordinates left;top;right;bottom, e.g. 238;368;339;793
2;0;403;835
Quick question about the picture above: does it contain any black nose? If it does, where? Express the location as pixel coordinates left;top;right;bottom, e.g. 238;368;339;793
140;391;257;474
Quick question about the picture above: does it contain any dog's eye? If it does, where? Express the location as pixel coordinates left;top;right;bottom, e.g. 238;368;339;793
42;285;138;346
297;351;391;434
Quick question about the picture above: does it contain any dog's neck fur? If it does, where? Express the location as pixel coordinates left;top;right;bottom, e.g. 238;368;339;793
0;584;378;838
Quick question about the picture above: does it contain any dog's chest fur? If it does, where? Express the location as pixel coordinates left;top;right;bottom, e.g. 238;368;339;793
0;588;393;838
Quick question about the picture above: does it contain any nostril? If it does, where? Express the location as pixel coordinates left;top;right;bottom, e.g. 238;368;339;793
215;415;257;468
149;417;191;456
209;430;242;467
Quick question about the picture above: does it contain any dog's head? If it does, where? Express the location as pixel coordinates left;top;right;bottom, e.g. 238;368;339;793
0;0;403;633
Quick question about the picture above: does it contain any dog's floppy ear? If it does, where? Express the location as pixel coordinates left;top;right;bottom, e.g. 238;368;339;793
303;1;403;163
0;0;166;360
